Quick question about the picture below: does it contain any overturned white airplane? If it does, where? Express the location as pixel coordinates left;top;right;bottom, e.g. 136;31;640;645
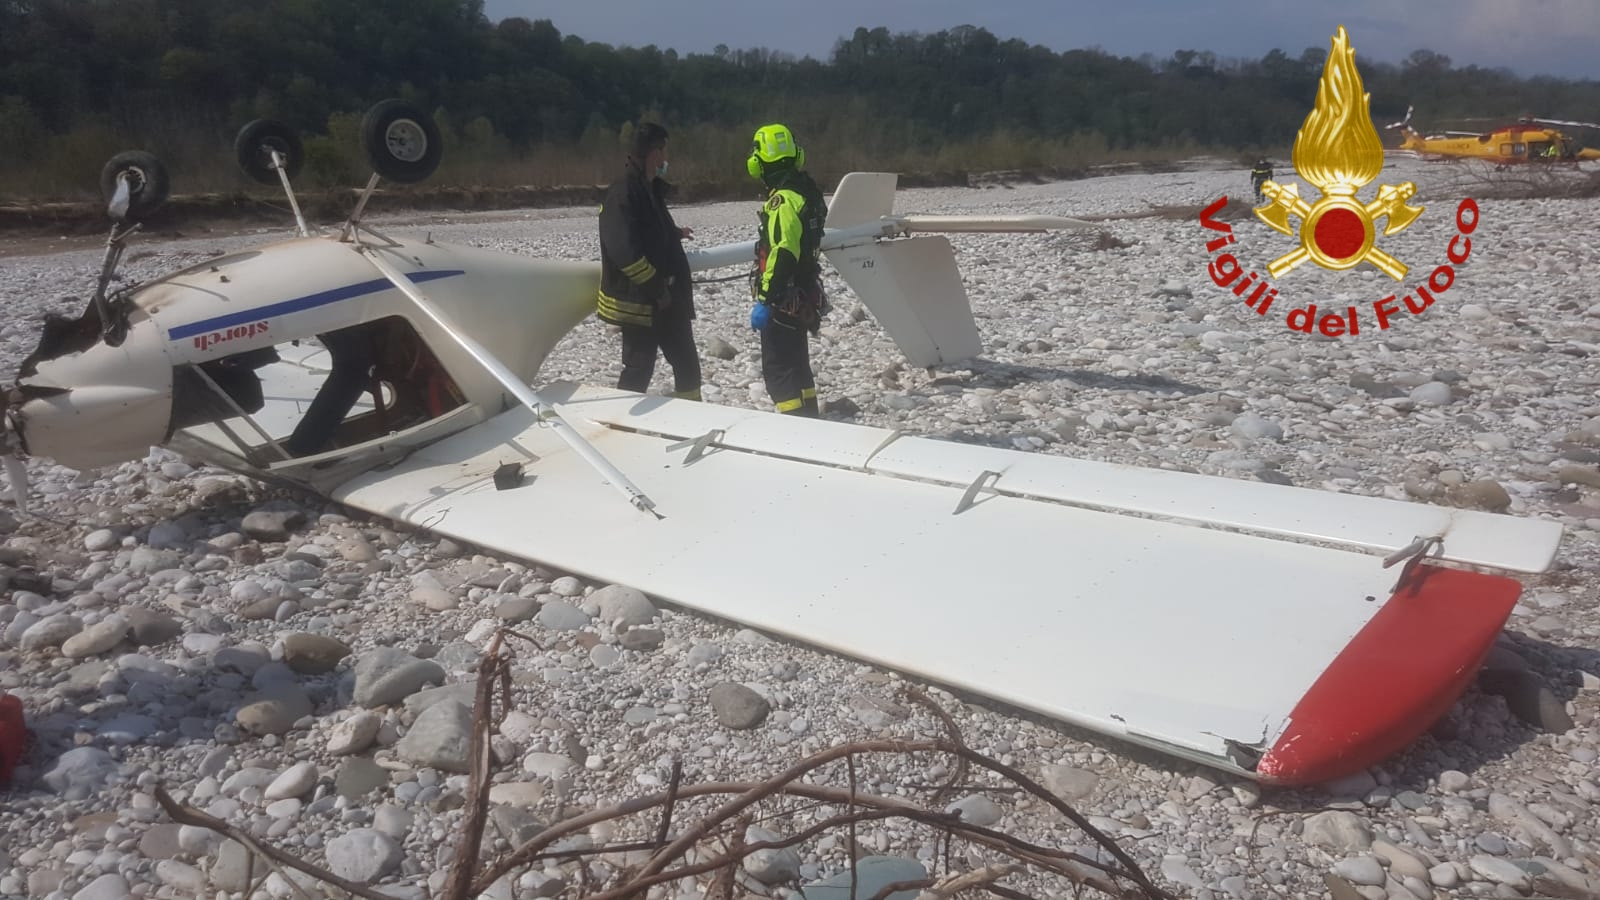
3;100;1564;787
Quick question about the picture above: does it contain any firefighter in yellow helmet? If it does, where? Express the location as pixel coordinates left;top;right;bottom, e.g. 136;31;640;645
746;123;828;417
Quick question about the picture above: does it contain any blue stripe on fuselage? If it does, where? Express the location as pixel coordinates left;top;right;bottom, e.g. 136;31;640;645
165;269;466;340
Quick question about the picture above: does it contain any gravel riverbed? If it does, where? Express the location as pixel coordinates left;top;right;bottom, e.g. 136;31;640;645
0;157;1598;900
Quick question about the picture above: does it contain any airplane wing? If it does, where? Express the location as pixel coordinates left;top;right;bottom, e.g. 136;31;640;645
330;383;1560;785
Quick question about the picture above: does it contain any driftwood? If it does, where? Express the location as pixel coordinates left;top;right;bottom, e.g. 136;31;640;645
155;626;1180;900
1436;161;1600;200
153;784;395;899
1053;229;1137;252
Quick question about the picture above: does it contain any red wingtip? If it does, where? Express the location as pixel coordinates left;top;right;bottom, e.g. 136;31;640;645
1256;564;1523;786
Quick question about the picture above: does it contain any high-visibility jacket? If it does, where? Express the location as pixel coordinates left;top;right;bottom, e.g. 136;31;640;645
596;163;691;327
756;168;827;305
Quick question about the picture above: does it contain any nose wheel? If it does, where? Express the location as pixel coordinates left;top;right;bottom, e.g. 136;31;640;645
89;150;171;347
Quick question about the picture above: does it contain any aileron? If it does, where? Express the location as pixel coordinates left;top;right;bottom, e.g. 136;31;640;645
553;387;1562;574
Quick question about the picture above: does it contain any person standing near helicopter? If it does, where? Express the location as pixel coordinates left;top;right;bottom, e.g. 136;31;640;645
1250;157;1273;204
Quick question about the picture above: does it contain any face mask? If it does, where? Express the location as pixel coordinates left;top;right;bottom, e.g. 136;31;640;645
655;161;668;178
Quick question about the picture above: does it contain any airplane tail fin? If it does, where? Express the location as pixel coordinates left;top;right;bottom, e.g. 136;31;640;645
824;172;899;229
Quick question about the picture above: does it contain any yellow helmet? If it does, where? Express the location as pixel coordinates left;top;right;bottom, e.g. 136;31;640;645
747;123;804;178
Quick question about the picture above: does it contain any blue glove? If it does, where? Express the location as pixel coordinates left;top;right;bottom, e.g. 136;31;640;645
750;302;770;331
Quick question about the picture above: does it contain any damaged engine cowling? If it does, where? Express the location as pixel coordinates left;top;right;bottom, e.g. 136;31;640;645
9;295;176;471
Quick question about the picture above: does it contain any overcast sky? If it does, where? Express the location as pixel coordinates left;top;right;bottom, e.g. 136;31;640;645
483;0;1600;81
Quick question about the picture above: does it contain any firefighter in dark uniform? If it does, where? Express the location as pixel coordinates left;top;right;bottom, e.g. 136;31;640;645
1250;157;1273;204
596;122;701;400
746;123;828;417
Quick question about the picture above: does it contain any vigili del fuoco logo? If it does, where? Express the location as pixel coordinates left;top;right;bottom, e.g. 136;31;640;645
1199;26;1479;337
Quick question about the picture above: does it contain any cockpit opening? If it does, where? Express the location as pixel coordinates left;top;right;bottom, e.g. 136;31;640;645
168;314;467;467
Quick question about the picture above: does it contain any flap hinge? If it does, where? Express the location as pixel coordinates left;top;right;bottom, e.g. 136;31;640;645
666;428;725;465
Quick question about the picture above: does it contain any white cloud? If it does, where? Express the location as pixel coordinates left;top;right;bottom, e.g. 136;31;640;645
1331;0;1599;71
1452;0;1600;38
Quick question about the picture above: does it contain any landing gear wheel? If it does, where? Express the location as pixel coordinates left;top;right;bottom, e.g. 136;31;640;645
234;119;305;185
99;151;170;222
360;99;443;184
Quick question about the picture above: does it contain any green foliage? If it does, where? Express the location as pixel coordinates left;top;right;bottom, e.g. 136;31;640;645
0;95;47;163
3;0;1599;201
301;136;356;189
297;111;365;189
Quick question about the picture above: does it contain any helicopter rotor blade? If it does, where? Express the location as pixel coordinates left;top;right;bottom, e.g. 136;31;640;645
1382;104;1415;130
1526;117;1600;130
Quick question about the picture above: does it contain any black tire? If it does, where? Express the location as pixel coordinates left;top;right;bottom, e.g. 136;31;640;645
99;151;170;221
234;119;305;185
360;99;443;184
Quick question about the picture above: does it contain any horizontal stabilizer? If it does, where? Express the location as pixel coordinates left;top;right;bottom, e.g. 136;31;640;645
826;235;981;368
896;213;1097;233
684;240;754;273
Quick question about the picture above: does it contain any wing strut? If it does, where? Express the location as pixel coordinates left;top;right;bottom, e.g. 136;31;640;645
351;243;662;518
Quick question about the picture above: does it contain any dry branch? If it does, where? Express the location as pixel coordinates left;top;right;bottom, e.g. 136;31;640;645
153;626;1176;900
715;812;751;900
152;784;394;900
986;884;1041;900
919;863;1026;900
1056;229;1137;252
471;747;1175;900
440;628;512;900
873;878;939;900
850;753;861;900
905;685;969;807
655;757;684;849
1436;162;1600;200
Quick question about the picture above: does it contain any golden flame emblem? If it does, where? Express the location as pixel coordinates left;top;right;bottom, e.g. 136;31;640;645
1255;26;1424;280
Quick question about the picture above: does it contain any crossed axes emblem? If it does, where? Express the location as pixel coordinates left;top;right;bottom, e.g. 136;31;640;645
1254;181;1425;281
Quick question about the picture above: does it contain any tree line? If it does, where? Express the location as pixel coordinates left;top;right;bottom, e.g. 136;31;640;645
2;0;1598;199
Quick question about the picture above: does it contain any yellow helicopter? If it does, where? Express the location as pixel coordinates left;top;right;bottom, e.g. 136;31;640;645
1383;105;1600;164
